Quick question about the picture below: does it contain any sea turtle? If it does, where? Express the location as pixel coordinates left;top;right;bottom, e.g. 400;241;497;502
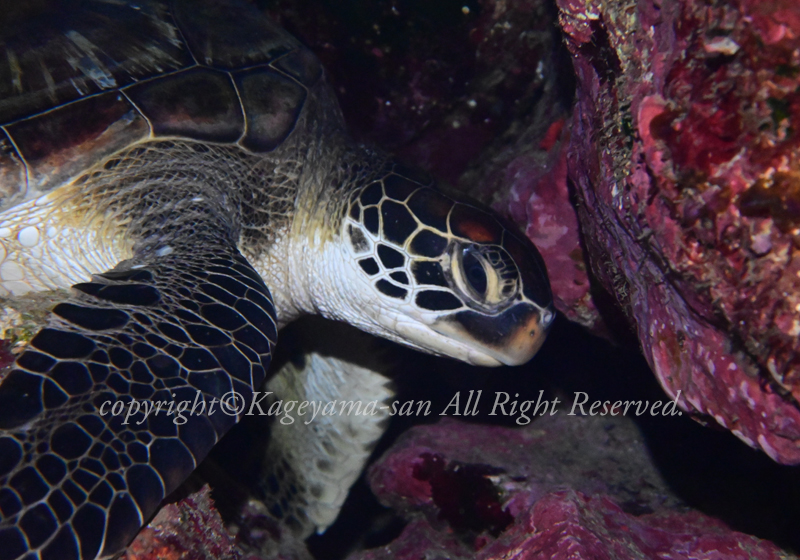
0;1;554;558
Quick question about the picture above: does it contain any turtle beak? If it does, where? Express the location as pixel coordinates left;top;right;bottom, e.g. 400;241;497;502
430;303;554;366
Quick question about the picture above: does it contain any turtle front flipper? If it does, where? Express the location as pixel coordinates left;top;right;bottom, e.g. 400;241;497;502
0;244;277;560
258;329;393;539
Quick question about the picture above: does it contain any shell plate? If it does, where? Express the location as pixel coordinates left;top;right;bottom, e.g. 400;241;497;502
0;0;323;210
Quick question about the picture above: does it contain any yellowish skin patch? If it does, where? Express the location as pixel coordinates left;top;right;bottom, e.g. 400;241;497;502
0;182;131;297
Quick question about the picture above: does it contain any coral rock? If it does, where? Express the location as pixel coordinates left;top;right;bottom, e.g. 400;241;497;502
477;490;791;560
123;486;241;560
557;0;800;463
359;417;793;560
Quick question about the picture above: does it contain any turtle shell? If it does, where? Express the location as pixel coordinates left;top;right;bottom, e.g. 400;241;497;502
0;0;326;211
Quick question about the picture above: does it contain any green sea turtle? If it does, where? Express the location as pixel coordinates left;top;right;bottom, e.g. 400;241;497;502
0;1;554;558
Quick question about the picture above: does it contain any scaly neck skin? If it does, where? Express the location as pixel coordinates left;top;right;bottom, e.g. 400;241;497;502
254;206;366;331
253;223;334;329
250;143;386;329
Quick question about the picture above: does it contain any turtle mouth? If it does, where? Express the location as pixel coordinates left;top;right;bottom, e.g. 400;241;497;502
391;303;553;367
429;303;553;367
393;321;505;367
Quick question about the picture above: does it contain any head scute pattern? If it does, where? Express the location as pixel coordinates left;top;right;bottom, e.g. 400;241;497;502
344;167;553;367
346;170;536;310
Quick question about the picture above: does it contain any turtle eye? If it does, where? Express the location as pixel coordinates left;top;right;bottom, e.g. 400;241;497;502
462;248;488;297
451;244;519;311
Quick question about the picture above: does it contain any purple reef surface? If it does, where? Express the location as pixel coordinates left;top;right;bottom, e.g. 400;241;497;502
353;417;794;560
557;0;800;464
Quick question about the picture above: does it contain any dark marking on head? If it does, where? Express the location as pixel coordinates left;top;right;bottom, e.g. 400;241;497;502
381;201;418;245
376;279;408;300
360;183;383;206
383;174;419;201
407;189;452;233
410;229;449;258
451;304;539;346
390;271;409;285
450;205;503;243
363;207;380;235
412;261;448;287
377;245;405;269
358;258;380;275
415;290;462;311
348;225;370;254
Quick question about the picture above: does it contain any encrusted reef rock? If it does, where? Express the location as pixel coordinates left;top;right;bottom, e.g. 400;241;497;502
354;417;795;560
122;486;242;560
557;0;800;463
354;492;793;560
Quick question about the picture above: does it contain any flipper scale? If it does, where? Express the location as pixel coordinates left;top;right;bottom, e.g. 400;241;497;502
0;244;276;560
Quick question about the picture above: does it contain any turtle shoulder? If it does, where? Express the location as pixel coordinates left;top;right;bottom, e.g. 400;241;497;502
0;0;328;212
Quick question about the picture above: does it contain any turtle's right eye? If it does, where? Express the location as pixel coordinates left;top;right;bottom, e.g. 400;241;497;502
462;248;488;298
450;243;519;312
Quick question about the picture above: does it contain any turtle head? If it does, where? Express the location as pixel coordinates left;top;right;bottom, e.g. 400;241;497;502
335;167;554;367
